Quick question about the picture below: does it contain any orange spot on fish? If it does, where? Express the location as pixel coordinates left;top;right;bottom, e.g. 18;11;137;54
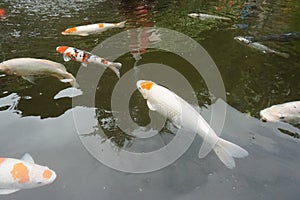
141;81;154;90
114;23;118;26
98;23;104;28
63;27;77;34
82;53;89;62
11;163;30;184
0;158;6;165
56;46;69;54
43;169;52;180
101;59;108;65
0;9;5;17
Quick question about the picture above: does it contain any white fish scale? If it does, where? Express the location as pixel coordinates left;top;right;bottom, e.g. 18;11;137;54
148;85;215;140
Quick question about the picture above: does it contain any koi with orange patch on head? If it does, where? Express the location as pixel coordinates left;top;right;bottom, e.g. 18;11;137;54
136;80;248;169
0;153;56;195
61;21;126;36
136;80;155;99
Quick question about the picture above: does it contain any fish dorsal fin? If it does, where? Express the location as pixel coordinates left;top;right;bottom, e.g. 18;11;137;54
22;76;36;84
147;100;157;111
0;189;20;195
40;59;67;72
21;153;34;164
171;115;182;129
63;54;72;62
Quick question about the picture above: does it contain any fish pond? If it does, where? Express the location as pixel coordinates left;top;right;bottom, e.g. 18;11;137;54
0;0;300;199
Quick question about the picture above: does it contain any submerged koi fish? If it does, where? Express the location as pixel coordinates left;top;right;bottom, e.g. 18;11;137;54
0;58;78;87
136;80;248;169
0;153;56;195
234;36;290;58
260;101;300;125
188;13;231;21
61;21;126;36
56;46;122;78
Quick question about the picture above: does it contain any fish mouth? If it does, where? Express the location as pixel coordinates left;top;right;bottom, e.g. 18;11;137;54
48;170;57;183
188;13;198;18
260;109;276;122
136;80;147;89
234;36;251;44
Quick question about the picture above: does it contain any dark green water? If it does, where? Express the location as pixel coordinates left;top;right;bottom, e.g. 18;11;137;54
0;0;299;199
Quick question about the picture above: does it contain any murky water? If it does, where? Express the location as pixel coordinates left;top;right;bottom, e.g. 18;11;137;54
0;0;299;199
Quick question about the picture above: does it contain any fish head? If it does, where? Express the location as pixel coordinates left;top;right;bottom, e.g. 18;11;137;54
260;106;287;123
56;46;70;54
0;63;12;75
136;80;155;99
234;36;251;45
28;164;57;187
61;27;77;35
188;13;199;18
260;102;300;124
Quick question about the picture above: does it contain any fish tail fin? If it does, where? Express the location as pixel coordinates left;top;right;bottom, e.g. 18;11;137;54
59;72;79;88
108;62;122;78
274;51;290;58
117;20;126;28
213;138;248;169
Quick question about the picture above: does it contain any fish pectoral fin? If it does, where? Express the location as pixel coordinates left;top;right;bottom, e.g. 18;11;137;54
22;76;36;84
21;153;35;164
0;189;20;195
63;54;72;62
147;101;157;111
78;33;89;36
171;116;182;129
60;78;73;83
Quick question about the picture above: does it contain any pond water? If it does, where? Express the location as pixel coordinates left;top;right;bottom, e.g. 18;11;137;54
0;0;299;199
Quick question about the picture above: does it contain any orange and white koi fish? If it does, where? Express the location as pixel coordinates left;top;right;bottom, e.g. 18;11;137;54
0;58;78;87
137;80;248;169
0;153;56;195
56;46;122;78
61;21;126;36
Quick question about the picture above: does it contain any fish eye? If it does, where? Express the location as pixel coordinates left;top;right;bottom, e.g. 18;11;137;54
279;116;285;120
37;181;43;184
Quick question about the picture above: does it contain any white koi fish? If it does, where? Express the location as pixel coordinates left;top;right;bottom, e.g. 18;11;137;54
56;46;122;78
61;21;126;36
0;58;78;87
234;36;290;58
0;153;56;195
260;101;300;125
188;13;231;21
136;80;248;169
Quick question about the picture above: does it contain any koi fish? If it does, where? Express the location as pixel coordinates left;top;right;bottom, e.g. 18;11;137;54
188;13;231;21
234;36;290;58
260;101;300;125
61;21;126;36
136;80;248;169
56;46;122;78
0;58;78;87
0;153;56;195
